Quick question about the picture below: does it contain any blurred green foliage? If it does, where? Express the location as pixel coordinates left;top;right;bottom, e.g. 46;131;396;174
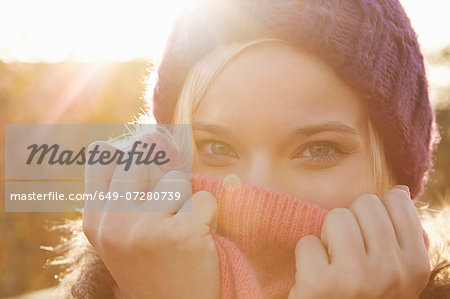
0;49;449;297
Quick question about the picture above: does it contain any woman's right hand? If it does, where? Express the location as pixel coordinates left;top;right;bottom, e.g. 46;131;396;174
82;141;220;299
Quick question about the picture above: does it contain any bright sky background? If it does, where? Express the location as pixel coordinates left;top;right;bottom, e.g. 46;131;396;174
0;0;186;62
401;0;450;52
0;0;449;63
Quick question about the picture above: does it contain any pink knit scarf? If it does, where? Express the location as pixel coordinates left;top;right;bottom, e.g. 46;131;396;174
191;174;328;299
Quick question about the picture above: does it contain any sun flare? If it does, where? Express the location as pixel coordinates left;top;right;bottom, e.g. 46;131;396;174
0;0;186;62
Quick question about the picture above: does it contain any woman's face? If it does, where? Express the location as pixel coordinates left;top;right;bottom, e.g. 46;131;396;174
192;42;375;209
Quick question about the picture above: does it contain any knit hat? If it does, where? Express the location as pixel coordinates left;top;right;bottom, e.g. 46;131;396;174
149;0;440;199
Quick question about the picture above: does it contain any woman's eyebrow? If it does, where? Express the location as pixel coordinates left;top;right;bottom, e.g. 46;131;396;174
192;121;233;138
290;121;359;137
192;120;358;137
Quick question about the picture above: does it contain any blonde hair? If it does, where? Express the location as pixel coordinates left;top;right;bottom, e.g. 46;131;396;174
170;37;396;195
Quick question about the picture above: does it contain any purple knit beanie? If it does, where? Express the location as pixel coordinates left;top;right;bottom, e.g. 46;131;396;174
149;0;440;199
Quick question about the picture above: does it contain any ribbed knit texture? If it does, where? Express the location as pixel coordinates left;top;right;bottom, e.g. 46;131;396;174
189;174;430;299
149;0;441;199
191;173;327;298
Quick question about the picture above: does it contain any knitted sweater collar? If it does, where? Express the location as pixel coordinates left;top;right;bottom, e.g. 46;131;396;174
191;174;328;298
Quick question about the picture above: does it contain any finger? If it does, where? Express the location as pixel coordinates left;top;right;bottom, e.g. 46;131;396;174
295;235;329;278
289;235;329;299
173;190;219;234
122;138;167;191
348;194;399;256
94;146;163;251
379;186;425;252
320;208;366;265
107;148;164;212
96;147;166;248
83;141;118;246
94;211;141;255
84;141;118;212
140;170;192;214
98;162;167;253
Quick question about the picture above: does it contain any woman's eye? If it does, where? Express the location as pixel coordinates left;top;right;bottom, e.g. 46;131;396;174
210;142;237;157
196;140;238;159
294;142;346;165
303;144;334;157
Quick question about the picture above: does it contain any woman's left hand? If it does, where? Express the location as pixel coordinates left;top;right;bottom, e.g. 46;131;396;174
288;186;430;299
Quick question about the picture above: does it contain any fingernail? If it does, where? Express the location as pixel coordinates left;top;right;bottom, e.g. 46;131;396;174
393;185;410;196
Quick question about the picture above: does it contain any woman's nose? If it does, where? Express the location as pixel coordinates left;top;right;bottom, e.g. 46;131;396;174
239;155;283;192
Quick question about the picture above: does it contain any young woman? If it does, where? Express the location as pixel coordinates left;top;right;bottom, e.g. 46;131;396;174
53;0;450;298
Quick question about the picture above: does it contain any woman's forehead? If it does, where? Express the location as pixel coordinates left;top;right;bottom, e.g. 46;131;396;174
196;42;368;130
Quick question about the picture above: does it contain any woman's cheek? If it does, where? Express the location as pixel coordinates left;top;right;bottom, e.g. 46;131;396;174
287;156;374;209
